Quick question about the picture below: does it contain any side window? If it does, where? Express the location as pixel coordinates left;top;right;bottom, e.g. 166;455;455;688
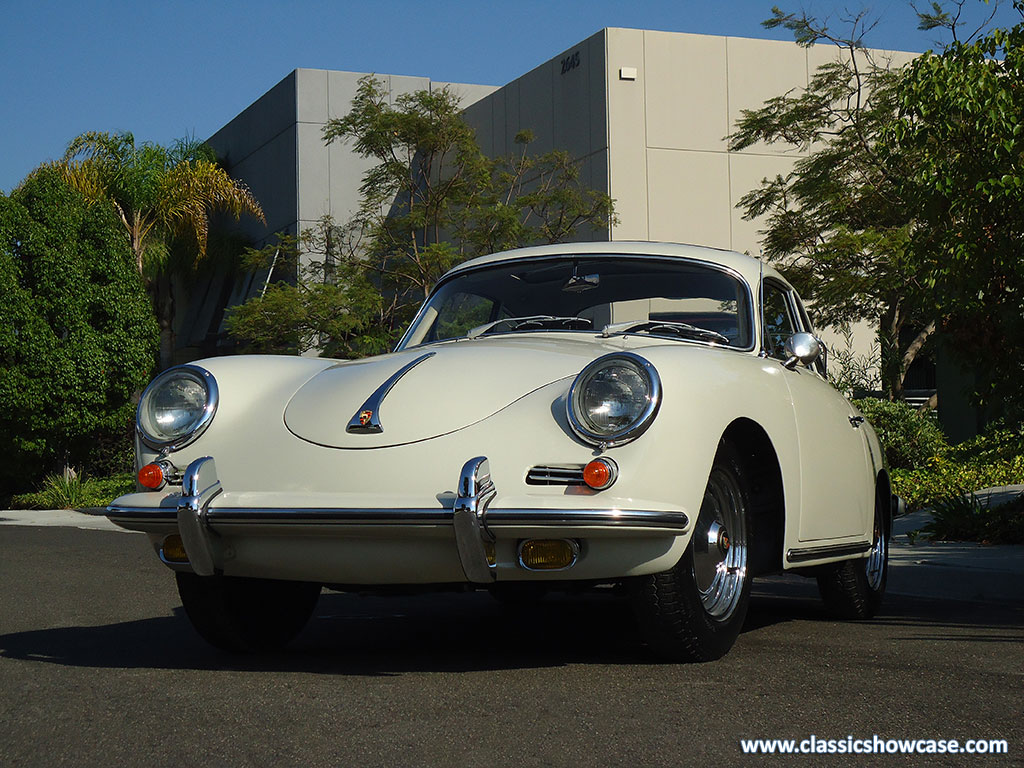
762;284;798;359
431;292;496;341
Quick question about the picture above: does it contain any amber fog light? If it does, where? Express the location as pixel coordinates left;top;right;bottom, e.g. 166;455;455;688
583;458;618;490
484;541;497;566
138;462;165;490
160;534;189;564
518;539;579;570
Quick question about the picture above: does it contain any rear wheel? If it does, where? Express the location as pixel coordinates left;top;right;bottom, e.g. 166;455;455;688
816;490;889;619
176;572;321;652
632;444;751;661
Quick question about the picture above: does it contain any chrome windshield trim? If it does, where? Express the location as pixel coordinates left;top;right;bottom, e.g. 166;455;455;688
396;253;756;353
346;352;435;434
107;506;689;531
786;541;873;564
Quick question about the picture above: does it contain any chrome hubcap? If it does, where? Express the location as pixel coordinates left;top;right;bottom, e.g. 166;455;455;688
865;511;887;591
691;468;748;620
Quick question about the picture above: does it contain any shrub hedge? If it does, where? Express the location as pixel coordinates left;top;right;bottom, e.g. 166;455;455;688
0;168;157;497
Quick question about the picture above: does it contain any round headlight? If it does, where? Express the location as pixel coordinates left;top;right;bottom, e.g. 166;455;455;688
137;365;218;449
567;353;661;447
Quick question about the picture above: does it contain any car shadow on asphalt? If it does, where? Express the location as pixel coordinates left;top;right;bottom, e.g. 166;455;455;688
0;577;1020;674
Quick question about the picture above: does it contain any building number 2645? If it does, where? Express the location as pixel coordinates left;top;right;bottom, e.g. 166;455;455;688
561;52;580;74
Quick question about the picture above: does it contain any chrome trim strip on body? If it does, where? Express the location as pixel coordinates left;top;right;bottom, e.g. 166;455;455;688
525;464;586;486
346;352;436;434
786;540;873;564
487;509;688;529
107;506;179;520
106;505;690;530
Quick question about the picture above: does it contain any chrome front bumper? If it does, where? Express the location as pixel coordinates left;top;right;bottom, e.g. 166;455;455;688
108;456;691;584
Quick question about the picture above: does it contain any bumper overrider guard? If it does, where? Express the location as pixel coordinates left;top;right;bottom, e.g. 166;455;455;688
176;457;222;577
108;456;691;581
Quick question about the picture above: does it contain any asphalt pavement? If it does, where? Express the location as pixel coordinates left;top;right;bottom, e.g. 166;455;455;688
0;509;1021;767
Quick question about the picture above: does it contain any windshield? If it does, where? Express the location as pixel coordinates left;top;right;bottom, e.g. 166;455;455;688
399;256;754;350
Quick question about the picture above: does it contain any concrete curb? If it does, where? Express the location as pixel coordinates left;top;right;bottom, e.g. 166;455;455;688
0;508;135;533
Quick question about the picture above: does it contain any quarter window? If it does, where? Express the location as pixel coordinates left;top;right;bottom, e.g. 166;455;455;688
762;284;798;359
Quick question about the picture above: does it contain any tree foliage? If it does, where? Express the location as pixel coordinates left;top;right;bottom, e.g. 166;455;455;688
229;76;616;357
0;167;158;496
887;2;1024;414
732;2;1024;408
55;131;265;368
224;217;388;358
730;7;934;399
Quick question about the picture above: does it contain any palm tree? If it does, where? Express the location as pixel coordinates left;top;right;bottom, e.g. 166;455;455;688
58;131;265;367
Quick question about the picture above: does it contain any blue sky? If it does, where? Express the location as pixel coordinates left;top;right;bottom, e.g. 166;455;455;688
2;0;1018;192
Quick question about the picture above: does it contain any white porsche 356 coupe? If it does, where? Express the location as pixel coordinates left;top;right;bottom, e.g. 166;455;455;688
107;241;894;661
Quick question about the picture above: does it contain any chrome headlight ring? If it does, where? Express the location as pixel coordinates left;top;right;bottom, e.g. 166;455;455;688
136;364;219;452
567;352;662;448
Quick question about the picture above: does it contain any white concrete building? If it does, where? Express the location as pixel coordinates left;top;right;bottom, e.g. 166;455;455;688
191;28;957;429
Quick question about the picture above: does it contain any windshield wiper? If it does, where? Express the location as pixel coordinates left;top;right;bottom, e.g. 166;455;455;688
601;320;731;345
467;315;592;339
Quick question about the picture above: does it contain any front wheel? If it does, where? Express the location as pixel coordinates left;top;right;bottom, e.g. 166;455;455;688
631;444;752;662
816;490;889;619
176;572;321;652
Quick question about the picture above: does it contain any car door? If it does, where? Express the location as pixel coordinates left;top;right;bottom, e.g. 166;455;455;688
762;281;874;542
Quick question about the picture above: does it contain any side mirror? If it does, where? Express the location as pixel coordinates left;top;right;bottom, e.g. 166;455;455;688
783;332;822;370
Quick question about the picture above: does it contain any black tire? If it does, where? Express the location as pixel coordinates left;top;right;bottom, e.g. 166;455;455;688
816;488;890;619
631;443;752;662
176;572;321;652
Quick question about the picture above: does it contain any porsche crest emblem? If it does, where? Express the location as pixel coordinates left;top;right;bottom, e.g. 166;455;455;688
358;410;373;426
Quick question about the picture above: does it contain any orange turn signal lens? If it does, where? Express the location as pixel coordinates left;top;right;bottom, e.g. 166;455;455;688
137;463;165;490
583;458;617;490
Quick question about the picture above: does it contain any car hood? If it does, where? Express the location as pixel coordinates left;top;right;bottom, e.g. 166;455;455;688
283;335;628;449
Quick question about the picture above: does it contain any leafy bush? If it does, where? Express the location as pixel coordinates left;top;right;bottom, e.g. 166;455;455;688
11;469;134;510
889;420;1024;511
852;397;948;469
924;492;1024;545
0;168;157;496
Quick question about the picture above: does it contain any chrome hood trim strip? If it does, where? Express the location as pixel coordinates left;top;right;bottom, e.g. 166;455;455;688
346;351;435;434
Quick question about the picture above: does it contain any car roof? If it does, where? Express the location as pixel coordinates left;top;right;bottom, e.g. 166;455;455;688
442;241;787;289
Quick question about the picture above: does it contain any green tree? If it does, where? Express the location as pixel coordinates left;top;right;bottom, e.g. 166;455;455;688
888;2;1024;414
57;131;265;368
463;129;618;255
224;217;388;357
0;167;158;496
729;7;935;400
228;76;615;357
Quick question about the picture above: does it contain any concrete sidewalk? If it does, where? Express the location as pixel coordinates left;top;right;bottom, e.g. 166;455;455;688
0;508;133;533
888;487;1024;606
